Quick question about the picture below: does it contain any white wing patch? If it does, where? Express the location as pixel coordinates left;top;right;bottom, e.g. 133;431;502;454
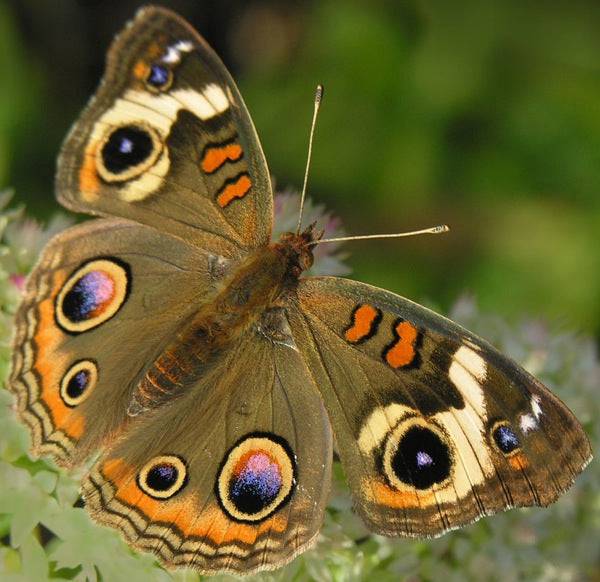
520;394;543;434
162;40;194;64
358;403;413;454
449;345;488;418
203;84;230;114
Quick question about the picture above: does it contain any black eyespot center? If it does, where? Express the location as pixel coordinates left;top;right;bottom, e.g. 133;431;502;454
101;125;155;175
61;270;114;323
493;423;521;454
391;425;451;490
66;369;90;399
137;455;188;499
146;463;179;491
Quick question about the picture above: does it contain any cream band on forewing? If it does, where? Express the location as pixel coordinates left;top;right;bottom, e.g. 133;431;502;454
87;84;230;201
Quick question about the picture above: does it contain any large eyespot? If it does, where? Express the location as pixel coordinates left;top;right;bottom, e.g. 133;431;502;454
383;419;452;491
60;360;98;407
137;455;188;499
97;124;162;182
145;63;173;91
216;433;296;523
492;421;521;455
55;258;130;334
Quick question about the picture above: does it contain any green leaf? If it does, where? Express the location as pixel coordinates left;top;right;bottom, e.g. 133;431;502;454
45;507;171;582
20;534;48;581
0;461;59;548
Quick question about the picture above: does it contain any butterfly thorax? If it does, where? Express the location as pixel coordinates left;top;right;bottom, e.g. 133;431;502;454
129;228;317;414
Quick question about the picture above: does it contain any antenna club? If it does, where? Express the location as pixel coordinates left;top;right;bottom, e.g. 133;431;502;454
315;84;324;104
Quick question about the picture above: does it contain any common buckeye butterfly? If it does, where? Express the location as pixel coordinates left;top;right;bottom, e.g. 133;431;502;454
8;6;591;575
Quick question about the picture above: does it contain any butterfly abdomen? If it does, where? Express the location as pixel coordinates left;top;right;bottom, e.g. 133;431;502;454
131;243;301;412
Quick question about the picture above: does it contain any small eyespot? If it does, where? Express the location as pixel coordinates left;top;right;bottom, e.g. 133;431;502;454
137;455;188;499
60;360;98;407
492;422;521;455
216;433;296;523
146;63;173;91
97;124;162;183
55;258;130;334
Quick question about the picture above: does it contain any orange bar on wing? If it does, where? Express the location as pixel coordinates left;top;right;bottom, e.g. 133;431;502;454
36;293;86;439
217;174;252;207
104;459;287;542
367;479;436;509
385;321;418;368
345;304;380;343
201;143;243;173
79;143;100;199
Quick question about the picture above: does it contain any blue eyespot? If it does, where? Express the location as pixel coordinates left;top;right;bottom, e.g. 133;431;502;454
118;137;134;154
228;451;283;514
415;450;434;469
60;360;98;407
66;370;90;400
62;270;115;322
493;424;520;454
216;433;296;522
147;64;171;89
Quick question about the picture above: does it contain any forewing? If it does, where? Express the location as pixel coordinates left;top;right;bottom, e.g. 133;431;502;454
56;6;273;253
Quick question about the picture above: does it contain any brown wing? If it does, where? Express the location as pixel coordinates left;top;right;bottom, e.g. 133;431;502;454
287;276;592;537
81;325;332;575
56;6;273;254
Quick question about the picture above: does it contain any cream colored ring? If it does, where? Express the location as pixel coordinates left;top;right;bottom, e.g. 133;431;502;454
59;360;98;407
137;455;188;499
55;259;129;334
217;435;296;523
95;122;163;183
382;417;453;492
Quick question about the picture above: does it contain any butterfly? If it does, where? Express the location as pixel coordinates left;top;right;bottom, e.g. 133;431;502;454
8;5;592;576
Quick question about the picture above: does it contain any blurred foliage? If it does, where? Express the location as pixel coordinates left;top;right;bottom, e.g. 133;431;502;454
0;195;597;581
1;0;599;334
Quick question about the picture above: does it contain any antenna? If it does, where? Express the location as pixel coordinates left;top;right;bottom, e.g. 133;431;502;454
296;84;324;234
311;224;450;246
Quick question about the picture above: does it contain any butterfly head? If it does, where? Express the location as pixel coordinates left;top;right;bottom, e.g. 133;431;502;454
276;223;323;277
